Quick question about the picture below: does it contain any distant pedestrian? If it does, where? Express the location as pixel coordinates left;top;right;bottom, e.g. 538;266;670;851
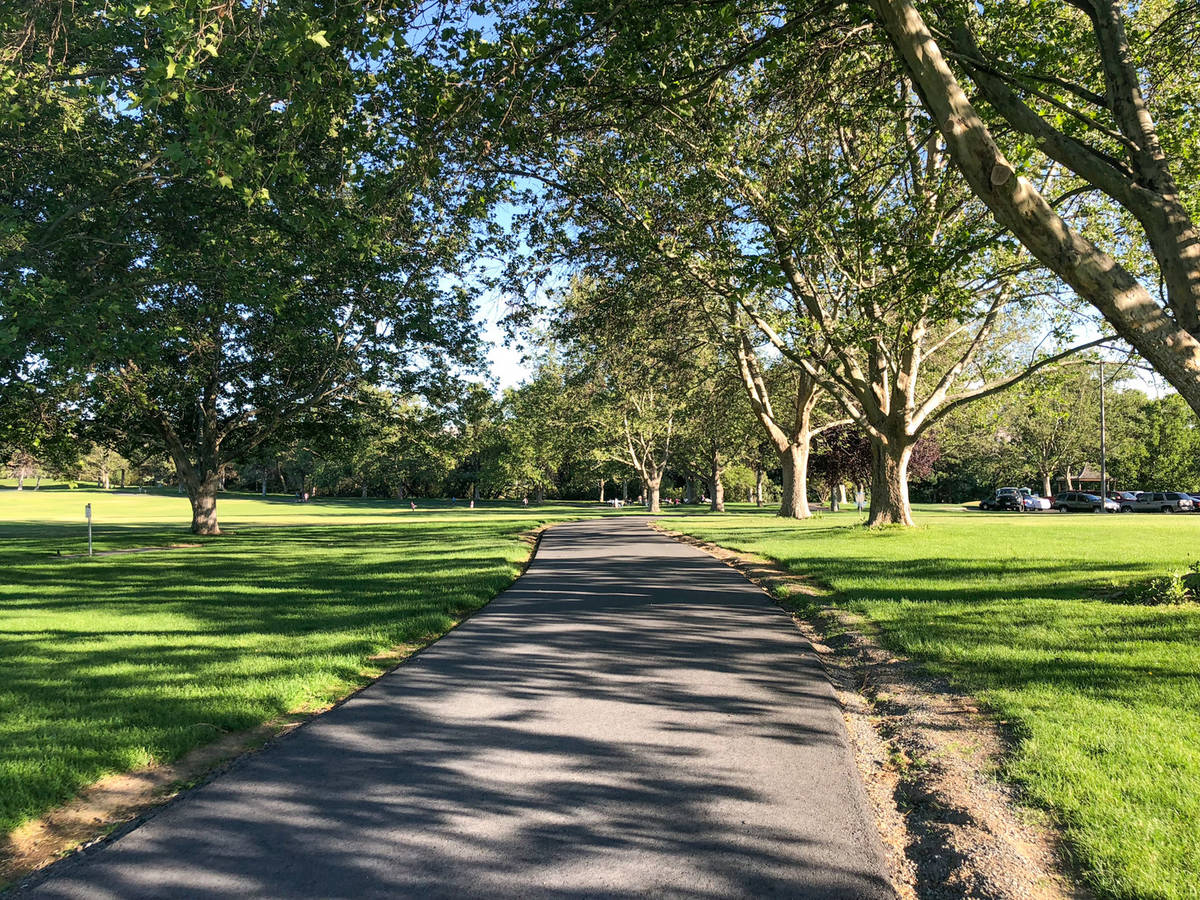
523;496;528;507
410;500;417;511
469;499;475;509
855;488;866;512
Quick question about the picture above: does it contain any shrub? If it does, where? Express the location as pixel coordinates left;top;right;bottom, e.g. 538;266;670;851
1124;562;1200;605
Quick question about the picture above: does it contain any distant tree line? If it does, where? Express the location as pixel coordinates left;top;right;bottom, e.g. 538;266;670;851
9;348;1196;510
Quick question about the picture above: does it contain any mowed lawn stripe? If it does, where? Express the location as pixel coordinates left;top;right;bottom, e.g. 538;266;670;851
672;505;1200;900
0;490;592;841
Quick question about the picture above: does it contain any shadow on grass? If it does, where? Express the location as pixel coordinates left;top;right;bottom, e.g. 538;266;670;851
0;519;541;837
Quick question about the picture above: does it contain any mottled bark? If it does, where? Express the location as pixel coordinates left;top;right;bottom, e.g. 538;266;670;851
867;438;914;527
709;446;725;512
779;443;811;519
872;0;1200;418
645;478;662;513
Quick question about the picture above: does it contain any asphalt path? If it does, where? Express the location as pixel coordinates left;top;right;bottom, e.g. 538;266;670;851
25;517;894;899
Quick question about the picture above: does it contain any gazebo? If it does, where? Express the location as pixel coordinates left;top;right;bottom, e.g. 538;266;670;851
1054;464;1108;495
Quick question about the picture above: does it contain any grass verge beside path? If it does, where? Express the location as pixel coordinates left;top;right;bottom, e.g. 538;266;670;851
0;488;639;861
670;505;1200;900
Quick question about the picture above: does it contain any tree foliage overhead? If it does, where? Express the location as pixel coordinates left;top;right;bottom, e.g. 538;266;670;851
2;0;493;532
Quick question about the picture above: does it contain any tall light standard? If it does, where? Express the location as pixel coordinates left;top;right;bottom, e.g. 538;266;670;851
1099;358;1107;502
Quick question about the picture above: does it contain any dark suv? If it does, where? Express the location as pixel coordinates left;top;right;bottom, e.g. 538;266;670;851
1053;491;1119;512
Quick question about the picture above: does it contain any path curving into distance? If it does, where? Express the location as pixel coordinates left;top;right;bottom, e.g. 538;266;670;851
23;517;894;899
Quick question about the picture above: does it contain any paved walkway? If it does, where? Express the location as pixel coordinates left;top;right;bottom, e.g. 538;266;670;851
26;518;893;899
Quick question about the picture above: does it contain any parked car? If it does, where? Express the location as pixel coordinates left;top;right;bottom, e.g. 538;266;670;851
1108;490;1140;512
1019;491;1052;511
980;490;1022;511
1129;491;1195;513
1053;491;1120;512
980;487;1050;512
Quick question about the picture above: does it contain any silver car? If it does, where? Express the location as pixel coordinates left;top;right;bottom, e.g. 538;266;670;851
1130;491;1195;513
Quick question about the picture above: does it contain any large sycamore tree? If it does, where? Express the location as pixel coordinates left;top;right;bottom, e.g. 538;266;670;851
869;0;1200;416
550;274;708;514
479;2;1098;525
2;1;484;533
715;66;1103;525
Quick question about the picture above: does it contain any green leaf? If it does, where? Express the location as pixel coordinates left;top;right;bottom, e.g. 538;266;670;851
309;31;330;49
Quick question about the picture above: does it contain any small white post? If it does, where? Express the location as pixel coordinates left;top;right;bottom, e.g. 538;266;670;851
85;503;93;557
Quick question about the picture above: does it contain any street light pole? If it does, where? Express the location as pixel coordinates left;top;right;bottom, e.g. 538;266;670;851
1099;359;1107;504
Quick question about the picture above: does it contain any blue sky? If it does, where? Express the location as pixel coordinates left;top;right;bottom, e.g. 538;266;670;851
479;302;530;390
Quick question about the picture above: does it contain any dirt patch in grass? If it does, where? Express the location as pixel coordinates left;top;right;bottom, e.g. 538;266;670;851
0;714;303;891
654;522;1089;900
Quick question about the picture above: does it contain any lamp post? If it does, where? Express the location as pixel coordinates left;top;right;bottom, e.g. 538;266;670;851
1099;359;1107;504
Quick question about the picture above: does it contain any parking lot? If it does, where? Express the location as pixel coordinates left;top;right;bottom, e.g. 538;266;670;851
974;487;1199;513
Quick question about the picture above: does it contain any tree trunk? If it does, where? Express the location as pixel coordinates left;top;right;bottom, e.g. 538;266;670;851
183;473;221;535
1042;471;1052;498
35;474;41;489
120;468;126;488
778;443;812;519
361;484;367;498
645;477;662;513
710;476;724;511
1066;469;1075;491
867;438;914;527
599;478;605;502
16;472;24;490
710;446;725;512
755;467;765;506
535;484;545;504
622;479;629;502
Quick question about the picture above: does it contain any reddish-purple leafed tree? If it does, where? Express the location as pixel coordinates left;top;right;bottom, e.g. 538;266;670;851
814;426;940;492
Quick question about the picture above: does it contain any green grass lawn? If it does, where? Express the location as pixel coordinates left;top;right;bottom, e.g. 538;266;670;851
10;489;1197;897
670;504;1200;900
0;487;640;848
